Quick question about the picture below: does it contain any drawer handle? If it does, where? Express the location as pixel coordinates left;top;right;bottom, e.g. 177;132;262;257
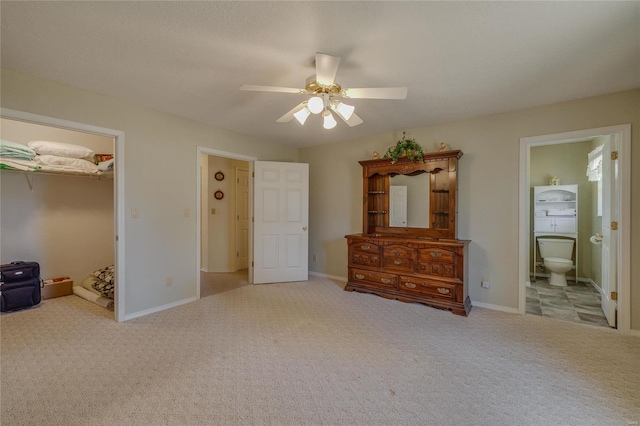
437;287;450;295
361;245;371;250
405;282;416;289
430;252;442;258
381;278;391;284
394;260;402;265
355;273;365;279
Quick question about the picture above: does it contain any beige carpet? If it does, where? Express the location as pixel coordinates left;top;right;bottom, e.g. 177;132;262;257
1;273;639;425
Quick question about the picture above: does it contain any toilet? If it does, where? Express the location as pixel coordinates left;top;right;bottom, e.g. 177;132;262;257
537;238;575;287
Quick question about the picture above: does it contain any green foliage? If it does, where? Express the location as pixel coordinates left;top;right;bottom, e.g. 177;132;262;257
383;131;425;164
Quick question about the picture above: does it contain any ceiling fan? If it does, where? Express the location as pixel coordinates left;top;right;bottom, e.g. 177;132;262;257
240;52;408;129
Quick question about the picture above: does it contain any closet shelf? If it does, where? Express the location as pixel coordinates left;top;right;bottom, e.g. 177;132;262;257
1;169;113;191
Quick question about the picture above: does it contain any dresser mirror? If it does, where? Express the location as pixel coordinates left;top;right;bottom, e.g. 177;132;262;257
388;173;430;228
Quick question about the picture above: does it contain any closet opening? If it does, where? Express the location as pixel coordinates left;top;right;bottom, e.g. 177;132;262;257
0;109;125;321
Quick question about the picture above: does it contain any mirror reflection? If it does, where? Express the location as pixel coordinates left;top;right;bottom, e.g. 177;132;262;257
389;172;430;228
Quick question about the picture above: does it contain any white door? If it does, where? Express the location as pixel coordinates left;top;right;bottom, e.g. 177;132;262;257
235;168;249;270
389;186;408;227
601;137;617;327
253;161;309;284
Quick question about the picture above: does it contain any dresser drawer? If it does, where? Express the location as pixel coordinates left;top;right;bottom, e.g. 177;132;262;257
349;241;381;267
398;276;457;300
418;261;456;278
350;268;397;289
382;245;415;271
419;248;454;263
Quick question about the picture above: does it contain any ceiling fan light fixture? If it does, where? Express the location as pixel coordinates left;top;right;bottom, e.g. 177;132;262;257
293;107;311;125
322;110;337;129
307;96;324;114
334;102;355;120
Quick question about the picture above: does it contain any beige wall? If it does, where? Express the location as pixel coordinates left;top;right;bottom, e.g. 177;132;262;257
530;140;594;279
299;88;639;330
1;69;298;318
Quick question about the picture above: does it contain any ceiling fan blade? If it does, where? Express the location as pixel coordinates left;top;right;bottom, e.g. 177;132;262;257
343;112;363;127
343;87;408;99
315;53;341;86
330;104;363;127
240;85;304;94
276;102;307;123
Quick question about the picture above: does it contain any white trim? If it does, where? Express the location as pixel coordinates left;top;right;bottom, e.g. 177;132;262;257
200;268;209;272
629;329;640;338
196;147;256;300
309;271;348;282
0;108;126;323
471;301;519;314
123;297;197;321
519;124;631;334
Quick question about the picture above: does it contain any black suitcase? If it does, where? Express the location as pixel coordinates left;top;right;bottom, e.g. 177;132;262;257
0;261;42;312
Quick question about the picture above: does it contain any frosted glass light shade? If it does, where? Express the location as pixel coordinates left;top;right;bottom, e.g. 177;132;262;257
323;111;337;129
307;96;324;114
335;102;355;120
293;107;311;125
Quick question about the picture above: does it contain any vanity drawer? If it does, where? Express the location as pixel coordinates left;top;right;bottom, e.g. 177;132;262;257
419;248;454;263
382;256;414;272
350;268;397;289
398;276;457;300
418;261;456;278
349;241;381;267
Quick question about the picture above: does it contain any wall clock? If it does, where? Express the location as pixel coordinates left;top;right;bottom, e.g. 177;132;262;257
214;190;224;200
215;171;225;181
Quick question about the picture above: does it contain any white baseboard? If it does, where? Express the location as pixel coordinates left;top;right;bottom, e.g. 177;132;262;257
123;296;197;321
530;272;591;283
471;300;519;314
309;271;347;282
628;329;640;338
200;268;208;272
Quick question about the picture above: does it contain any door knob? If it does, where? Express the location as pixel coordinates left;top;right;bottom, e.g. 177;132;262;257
303;226;308;231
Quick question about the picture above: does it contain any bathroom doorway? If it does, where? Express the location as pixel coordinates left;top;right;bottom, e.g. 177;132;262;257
518;125;631;333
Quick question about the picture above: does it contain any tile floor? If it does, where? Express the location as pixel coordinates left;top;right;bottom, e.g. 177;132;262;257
526;278;612;328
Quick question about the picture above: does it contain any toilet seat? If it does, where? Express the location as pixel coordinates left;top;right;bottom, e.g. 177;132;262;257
544;257;572;264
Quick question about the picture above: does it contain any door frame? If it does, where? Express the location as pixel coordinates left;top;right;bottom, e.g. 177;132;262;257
0;107;126;322
235;167;250;271
196;147;256;299
518;124;631;334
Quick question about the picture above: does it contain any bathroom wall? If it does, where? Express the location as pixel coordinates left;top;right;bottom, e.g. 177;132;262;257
530;140;594;280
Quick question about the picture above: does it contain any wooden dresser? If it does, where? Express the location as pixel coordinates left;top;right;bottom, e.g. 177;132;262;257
345;150;471;316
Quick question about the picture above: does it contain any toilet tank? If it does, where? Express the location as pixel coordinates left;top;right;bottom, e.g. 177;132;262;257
538;238;574;259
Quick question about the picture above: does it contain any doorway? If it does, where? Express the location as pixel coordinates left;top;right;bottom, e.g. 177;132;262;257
518;125;631;334
196;147;256;299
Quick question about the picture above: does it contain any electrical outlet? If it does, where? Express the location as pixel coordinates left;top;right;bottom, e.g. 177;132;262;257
312;254;317;262
481;279;490;289
166;277;173;287
131;208;138;219
184;208;190;217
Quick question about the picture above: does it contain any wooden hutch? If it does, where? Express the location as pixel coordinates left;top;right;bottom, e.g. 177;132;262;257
345;150;471;316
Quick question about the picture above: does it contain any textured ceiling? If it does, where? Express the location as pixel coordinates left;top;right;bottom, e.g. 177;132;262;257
1;2;638;147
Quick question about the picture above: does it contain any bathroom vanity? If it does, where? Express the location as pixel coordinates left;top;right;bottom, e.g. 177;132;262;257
345;150;471;316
